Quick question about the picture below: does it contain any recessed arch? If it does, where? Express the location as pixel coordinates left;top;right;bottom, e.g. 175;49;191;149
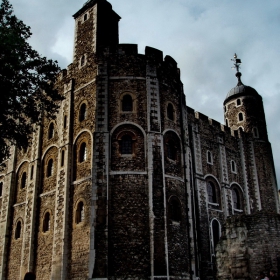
163;130;182;162
167;102;175;121
231;184;244;211
205;176;221;209
48;122;55;140
79;102;87;121
210;218;221;255
75;199;86;224
42;210;51;233
15;219;23;240
238;112;244;122
168;195;182;222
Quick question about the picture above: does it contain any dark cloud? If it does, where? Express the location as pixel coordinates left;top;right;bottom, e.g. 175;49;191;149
9;0;280;188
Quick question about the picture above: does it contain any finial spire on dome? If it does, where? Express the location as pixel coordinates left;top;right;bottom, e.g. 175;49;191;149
231;53;243;86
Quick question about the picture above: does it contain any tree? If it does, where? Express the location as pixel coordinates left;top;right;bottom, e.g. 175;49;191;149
0;0;63;163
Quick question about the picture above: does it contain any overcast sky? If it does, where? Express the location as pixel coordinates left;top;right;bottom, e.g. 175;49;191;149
8;0;280;189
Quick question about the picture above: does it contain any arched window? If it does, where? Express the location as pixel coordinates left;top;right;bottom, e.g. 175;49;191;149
167;139;176;161
0;182;2;197
79;143;87;162
122;94;133;111
238;112;243;121
237;98;241;106
81;55;85;67
76;201;85;224
207;181;216;203
169;196;181;222
121;135;132;155
21;172;27;189
48;123;54;139
207;151;213;164
61;150;65;167
15;221;21;239
79;103;87;121
47;159;54;177
167;103;174;121
232;187;243;210
43;212;51;232
231;160;236;173
211;219;221;253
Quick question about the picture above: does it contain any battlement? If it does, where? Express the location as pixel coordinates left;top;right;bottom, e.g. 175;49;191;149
187;106;236;137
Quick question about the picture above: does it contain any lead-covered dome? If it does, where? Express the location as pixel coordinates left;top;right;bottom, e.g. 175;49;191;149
224;72;259;105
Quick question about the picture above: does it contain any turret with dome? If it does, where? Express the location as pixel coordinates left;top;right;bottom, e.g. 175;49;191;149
224;54;268;141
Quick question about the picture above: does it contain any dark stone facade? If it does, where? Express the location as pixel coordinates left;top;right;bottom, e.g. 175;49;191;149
0;1;279;279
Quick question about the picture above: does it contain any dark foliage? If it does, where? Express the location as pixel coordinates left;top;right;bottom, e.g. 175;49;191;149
0;0;63;163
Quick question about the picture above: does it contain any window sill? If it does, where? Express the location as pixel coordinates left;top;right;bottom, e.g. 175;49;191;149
233;208;243;213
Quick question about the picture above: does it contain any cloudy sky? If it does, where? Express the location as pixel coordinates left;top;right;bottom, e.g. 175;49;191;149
9;0;280;189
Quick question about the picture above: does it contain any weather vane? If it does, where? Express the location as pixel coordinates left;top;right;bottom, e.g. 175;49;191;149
231;53;242;73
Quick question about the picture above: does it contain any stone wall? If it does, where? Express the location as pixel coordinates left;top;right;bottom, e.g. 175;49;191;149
216;212;280;280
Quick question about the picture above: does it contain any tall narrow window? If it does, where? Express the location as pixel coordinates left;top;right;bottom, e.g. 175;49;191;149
167;103;174;121
15;221;21;239
79;103;87;121
76;201;85;224
211;219;220;251
81;55;85;67
167;140;176;160
238;112;243;121
79;143;87;162
169;196;181;222
0;182;3;197
231;160;236;173
232;188;242;210
48;123;54;139
61;150;65;167
207;181;216;203
21;172;27;189
121;135;132;154
43;212;50;232
237;99;241;106
63;115;67;129
122;94;133;111
84;13;88;21
207;151;213;164
30;165;34;180
47;159;54;177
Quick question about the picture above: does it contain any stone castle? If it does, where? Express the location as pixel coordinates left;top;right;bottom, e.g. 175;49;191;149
0;0;279;279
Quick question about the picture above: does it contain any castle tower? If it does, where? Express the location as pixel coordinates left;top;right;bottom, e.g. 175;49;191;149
72;0;120;61
224;54;279;213
224;54;268;141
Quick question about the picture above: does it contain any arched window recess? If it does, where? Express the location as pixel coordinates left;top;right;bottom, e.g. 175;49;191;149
117;131;136;156
206;179;221;209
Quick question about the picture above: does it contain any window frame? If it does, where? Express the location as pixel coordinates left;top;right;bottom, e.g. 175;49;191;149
117;131;136;157
207;150;213;165
15;220;22;240
238;112;244;122
48;122;55;140
231;160;237;173
206;179;221;209
79;103;87;122
42;211;51;233
167;102;175;121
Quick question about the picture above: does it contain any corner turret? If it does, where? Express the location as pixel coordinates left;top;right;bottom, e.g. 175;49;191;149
224;54;268;141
